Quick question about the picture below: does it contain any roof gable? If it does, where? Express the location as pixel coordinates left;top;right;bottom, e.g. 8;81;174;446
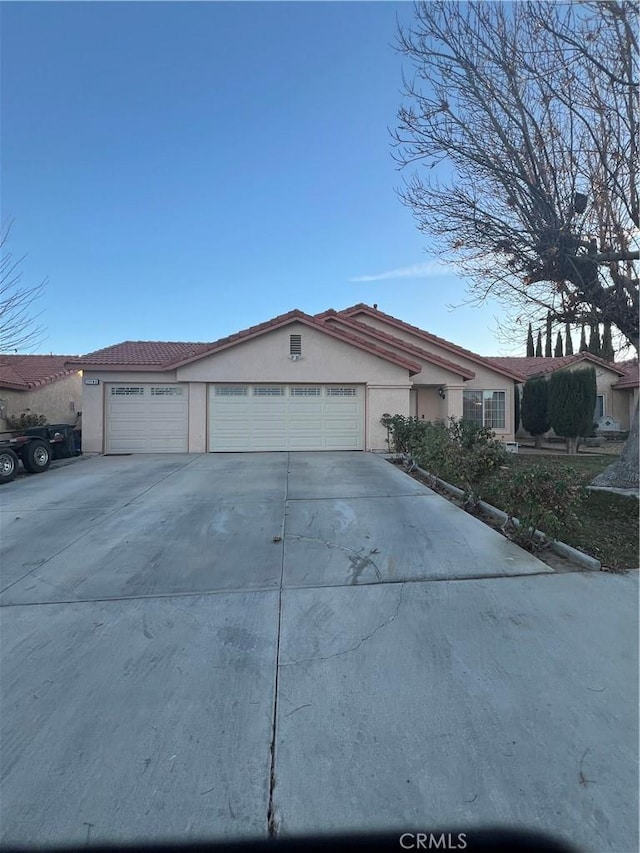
338;304;525;381
0;355;80;390
320;311;476;380
70;310;422;376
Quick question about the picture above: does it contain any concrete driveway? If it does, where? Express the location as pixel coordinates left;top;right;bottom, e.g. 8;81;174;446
1;452;637;851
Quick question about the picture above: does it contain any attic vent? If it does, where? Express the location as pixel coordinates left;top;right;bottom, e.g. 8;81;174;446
289;334;302;356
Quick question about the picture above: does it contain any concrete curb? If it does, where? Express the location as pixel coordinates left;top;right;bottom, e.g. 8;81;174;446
409;463;602;572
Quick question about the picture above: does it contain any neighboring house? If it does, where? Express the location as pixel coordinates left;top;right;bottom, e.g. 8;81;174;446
490;353;639;435
67;304;524;454
0;355;82;432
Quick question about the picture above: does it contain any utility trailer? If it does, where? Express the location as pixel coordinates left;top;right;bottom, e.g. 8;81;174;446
0;424;77;485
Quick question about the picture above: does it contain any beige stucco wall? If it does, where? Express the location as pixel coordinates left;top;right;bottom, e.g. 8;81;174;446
350;313;516;440
81;370;178;453
188;382;207;453
416;387;446;422
176;322;409;386
0;372;82;431
368;385;411;451
323;317;465;386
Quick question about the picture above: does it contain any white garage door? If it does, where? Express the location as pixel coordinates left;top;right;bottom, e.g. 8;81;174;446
209;385;363;451
106;384;189;453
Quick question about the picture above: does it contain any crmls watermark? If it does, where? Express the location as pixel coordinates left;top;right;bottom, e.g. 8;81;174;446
399;833;468;850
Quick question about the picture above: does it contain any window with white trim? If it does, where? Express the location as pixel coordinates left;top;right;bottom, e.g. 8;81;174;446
463;390;506;429
215;386;247;396
151;386;184;396
290;334;302;356
326;387;357;397
253;387;285;396
290;387;321;397
111;386;145;396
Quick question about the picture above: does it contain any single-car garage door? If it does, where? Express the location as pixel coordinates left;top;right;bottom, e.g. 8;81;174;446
209;384;363;451
106;384;189;453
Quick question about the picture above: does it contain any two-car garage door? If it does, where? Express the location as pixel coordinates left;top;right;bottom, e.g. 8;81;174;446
105;383;363;452
208;384;363;451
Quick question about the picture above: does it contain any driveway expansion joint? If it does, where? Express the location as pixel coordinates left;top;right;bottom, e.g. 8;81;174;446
266;451;289;838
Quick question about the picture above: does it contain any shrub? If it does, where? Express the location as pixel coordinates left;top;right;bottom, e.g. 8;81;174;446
521;377;550;447
500;465;586;550
548;367;597;454
381;414;428;456
412;416;508;506
5;412;48;431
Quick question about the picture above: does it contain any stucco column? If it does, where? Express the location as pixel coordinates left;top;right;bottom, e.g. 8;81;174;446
444;384;465;420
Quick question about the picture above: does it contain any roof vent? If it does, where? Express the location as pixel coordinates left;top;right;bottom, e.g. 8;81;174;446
290;334;302;358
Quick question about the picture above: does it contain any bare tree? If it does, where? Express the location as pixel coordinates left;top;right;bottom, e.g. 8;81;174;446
393;0;639;488
0;220;47;355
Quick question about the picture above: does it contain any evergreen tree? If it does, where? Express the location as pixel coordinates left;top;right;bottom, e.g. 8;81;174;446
535;330;543;357
554;331;563;357
601;323;615;361
526;323;535;357
588;323;601;356
548;367;597;454
521;377;550;449
545;312;553;357
579;325;588;352
565;323;574;355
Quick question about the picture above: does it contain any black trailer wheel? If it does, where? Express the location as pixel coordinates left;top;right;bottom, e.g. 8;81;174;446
0;448;19;484
21;439;51;474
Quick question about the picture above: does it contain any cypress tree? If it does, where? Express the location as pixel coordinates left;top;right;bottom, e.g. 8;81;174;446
526;323;535;357
545;312;553;357
548;367;597;454
554;331;563;357
601;323;615;361
588;323;601;356
521;377;550;449
565;323;574;355
535;330;543;357
579;325;588;352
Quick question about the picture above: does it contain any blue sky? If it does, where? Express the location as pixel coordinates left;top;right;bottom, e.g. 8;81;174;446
2;1;512;357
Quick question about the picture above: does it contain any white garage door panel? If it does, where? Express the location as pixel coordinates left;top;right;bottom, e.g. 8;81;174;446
209;385;363;451
106;385;189;453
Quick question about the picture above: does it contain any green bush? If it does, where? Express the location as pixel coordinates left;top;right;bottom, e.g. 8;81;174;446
381;414;434;456
521;377;550;446
5;412;48;431
499;465;586;549
548;367;597;453
392;415;509;507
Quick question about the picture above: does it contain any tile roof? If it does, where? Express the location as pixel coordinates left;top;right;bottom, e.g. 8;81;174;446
319;311;476;379
338;303;527;381
0;355;80;390
488;353;629;379
66;340;211;367
612;360;639;389
69;310;423;376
